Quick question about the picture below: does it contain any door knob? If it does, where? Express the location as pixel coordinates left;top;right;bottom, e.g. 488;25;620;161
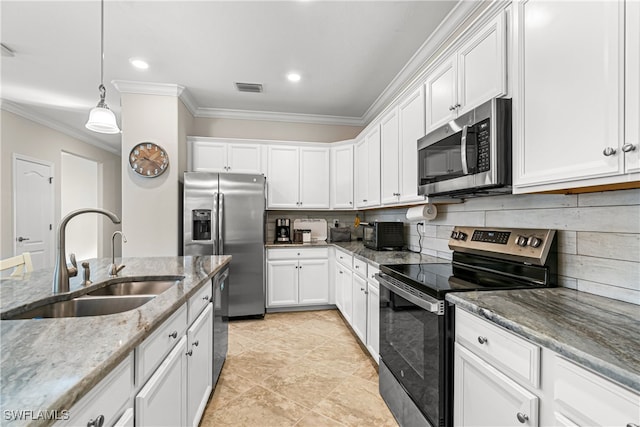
17;236;30;242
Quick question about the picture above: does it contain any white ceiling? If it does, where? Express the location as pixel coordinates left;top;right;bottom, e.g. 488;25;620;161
1;0;463;153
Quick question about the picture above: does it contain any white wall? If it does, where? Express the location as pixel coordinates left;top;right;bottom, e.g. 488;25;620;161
364;189;640;305
0;110;121;263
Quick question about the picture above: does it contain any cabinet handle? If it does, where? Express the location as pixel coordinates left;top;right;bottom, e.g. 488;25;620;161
168;331;178;339
477;336;488;344
516;412;529;424
192;340;199;347
186;349;193;356
349;201;353;205
455;103;461;108
339;271;343;274
363;199;367;203
203;295;210;301
355;265;359;269
87;415;104;427
603;147;617;156
360;288;365;291
626;424;640;427
622;143;637;153
449;105;455;111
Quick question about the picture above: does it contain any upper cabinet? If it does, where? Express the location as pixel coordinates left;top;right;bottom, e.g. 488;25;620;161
189;137;262;174
380;107;400;205
512;0;639;193
331;143;354;209
355;126;381;208
267;144;330;209
425;13;507;132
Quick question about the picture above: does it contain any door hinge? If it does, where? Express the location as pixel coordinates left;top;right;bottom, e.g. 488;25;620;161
49;177;53;184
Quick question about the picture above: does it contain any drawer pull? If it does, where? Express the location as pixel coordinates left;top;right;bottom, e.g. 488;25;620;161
168;331;178;339
186;349;193;356
87;415;104;427
477;336;488;344
516;412;529;424
202;295;210;301
192;340;199;347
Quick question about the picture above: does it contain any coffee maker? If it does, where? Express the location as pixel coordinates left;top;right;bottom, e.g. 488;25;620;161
275;218;291;243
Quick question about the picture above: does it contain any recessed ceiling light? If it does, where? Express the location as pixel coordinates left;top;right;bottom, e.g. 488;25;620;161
129;58;149;70
287;72;301;82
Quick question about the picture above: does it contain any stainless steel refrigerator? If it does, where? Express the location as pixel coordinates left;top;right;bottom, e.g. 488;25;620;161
183;172;266;318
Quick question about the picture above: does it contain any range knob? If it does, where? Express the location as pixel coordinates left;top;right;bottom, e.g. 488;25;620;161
515;235;528;247
451;231;459;240
457;231;468;241
527;236;543;248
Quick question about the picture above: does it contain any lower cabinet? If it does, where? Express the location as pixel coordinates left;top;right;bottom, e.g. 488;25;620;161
351;274;368;343
186;304;213;427
266;248;330;308
365;265;380;363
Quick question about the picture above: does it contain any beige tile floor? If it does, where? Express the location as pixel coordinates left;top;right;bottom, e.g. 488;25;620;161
200;309;399;427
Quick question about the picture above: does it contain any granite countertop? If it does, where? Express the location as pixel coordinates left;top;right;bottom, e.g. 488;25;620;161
447;288;640;394
0;255;231;427
266;240;445;267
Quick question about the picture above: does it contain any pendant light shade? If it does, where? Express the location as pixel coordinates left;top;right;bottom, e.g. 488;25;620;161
85;0;120;134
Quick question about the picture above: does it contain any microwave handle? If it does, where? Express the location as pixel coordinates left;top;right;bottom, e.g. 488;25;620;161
461;124;469;175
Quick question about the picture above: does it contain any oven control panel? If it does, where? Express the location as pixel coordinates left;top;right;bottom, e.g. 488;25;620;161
449;226;556;265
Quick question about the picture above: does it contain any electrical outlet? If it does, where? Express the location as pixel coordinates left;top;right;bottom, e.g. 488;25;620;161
333;219;339;227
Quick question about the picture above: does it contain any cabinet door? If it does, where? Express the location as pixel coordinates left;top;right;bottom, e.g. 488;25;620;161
425;57;457;131
351;274;368;343
299;146;330;209
366;281;380;363
454;343;539;427
136;336;187;427
625;0;640;174
191;141;227;172
366;126;381;206
514;0;624;190
332;145;354;209
266;145;299;209
457;12;506;114
341;269;353;324
380;107;400;204
398;86;425;203
355;138;369;208
227;143;262;174
298;258;330;305
266;260;298;307
113;408;134;427
186;304;213;427
334;264;346;312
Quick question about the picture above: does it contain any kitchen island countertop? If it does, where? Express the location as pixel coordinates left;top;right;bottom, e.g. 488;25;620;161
0;255;231;427
447;288;640;394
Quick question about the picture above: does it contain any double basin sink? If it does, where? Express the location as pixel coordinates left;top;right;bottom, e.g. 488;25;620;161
5;277;184;320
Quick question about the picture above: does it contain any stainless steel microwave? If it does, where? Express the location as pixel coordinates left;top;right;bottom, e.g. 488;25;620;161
417;98;512;197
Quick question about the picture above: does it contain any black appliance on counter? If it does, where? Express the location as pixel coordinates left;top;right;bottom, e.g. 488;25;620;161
376;226;557;427
363;221;405;250
275;218;291;243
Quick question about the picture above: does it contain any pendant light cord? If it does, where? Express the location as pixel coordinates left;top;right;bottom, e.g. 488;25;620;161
100;0;104;87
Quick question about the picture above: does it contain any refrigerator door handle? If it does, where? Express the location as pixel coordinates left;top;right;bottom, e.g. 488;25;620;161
218;193;224;255
213;192;219;255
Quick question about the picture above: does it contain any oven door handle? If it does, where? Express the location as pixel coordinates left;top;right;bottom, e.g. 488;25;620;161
461;124;469;175
376;273;444;315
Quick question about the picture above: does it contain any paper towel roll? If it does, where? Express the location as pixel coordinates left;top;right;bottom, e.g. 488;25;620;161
406;204;438;221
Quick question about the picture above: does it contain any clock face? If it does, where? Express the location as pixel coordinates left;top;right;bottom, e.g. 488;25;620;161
129;142;169;178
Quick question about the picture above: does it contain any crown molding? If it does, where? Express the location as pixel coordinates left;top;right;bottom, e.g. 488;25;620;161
1;99;120;155
111;80;185;97
193;107;364;126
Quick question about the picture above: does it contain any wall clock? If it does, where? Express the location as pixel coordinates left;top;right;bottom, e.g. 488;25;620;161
129;142;169;178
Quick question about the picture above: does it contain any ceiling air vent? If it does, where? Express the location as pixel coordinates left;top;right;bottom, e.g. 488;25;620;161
235;82;263;93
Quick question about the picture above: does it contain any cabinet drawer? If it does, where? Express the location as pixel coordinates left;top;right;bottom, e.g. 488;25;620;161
268;247;329;260
188;280;212;324
335;249;353;268
56;354;133;427
352;257;367;278
136;304;188;387
367;264;380;289
553;356;640;426
455;308;540;388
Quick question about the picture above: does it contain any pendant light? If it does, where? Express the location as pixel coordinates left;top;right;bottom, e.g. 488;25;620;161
85;0;120;134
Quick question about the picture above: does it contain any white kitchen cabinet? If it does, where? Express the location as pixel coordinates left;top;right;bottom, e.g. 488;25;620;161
113;408;134;427
189;138;262;174
398;86;425;203
513;0;640;193
136;336;188;427
365;264;380;363
331;143;354;209
266;248;330;308
425;12;506;132
351;273;368;343
267;145;330;209
455;343;539;427
355;126;381;208
625;0;640;174
380;107;400;204
55;354;133;427
186;304;213;427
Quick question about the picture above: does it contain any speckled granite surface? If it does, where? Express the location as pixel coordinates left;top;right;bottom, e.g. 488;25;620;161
266;241;442;267
0;255;231;427
447;288;640;393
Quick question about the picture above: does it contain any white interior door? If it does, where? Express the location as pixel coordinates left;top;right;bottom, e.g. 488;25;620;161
61;152;100;260
13;155;54;271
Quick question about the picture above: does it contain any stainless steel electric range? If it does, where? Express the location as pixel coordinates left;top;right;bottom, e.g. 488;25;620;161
376;226;558;427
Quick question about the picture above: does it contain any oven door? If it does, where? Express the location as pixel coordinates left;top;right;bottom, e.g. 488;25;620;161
378;274;453;427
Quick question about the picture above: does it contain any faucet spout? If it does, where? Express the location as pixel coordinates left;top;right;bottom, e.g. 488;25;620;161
108;231;127;277
53;208;121;294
